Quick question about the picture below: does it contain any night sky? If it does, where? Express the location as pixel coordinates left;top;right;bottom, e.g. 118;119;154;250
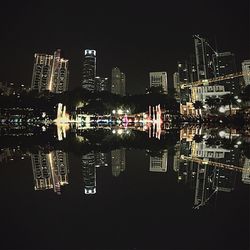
0;0;249;94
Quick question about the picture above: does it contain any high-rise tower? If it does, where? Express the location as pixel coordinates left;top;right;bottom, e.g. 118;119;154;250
111;67;126;96
82;49;96;92
31;49;69;93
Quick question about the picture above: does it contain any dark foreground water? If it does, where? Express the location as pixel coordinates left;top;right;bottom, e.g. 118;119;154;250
0;125;249;249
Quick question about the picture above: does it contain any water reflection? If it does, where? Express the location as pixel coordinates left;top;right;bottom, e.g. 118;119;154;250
0;124;249;210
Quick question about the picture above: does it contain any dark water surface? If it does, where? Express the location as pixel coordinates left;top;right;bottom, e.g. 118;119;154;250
0;126;249;249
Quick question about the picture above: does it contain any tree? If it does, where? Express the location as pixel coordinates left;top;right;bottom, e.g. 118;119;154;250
220;94;238;115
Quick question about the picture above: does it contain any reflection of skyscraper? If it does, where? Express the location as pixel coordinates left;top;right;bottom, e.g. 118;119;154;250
82;152;96;194
95;152;108;167
111;67;126;96
173;143;180;172
31;49;69;93
31;150;69;194
242;158;250;184
242;60;250;86
82;49;96;92
111;149;126;177
149;150;168;172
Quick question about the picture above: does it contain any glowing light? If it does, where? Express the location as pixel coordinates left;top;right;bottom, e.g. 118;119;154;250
117;109;123;115
117;129;123;135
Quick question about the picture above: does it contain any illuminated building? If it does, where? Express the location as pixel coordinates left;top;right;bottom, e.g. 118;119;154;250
111;67;126;96
242;158;250;184
178;62;190;104
82;152;96;194
173;143;180;172
149;72;168;94
191;141;230;159
173;72;180;99
31;49;69;93
95;76;109;92
149;150;168;172
31;150;69;194
111;149;126;177
82;49;96;92
193;35;214;80
212;52;239;94
95;152;108;167
191;85;230;102
242;60;250;85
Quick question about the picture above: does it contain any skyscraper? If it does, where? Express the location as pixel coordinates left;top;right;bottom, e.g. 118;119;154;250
212;52;239;94
242;60;250;86
149;72;168;94
95;76;109;92
82;49;96;92
173;72;180;99
111;149;126;177
111;67;126;96
193;35;214;80
31;49;69;93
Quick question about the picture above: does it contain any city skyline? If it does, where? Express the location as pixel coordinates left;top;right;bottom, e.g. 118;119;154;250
0;0;249;94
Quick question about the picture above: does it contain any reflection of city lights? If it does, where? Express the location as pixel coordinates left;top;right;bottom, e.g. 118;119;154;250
117;129;123;135
112;110;116;114
219;131;226;138
219;106;226;113
178;176;182;180
112;130;116;134
42;126;46;132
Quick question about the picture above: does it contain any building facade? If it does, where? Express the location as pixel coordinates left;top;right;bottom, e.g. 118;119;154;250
95;76;109;92
149;72;168;94
31;150;69;194
111;149;126;177
31;49;69;93
191;85;231;103
242;60;250;86
111;67;126;96
149;150;168;172
82;49;96;92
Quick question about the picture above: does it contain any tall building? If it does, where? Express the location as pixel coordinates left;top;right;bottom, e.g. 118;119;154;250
173;72;180;99
95;76;109;92
149;72;168;94
149;150;168;172
111;67;126;96
31;49;69;93
177;62;190;104
242;60;250;86
31;150;69;194
82;49;96;92
212;52;239;94
82;152;96;194
193;35;214;80
111;149;126;177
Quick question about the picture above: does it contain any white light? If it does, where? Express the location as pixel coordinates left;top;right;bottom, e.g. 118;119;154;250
117;109;123;115
219;106;226;113
112;110;116;114
112;130;116;134
42;126;46;132
117;129;123;135
219;131;226;138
